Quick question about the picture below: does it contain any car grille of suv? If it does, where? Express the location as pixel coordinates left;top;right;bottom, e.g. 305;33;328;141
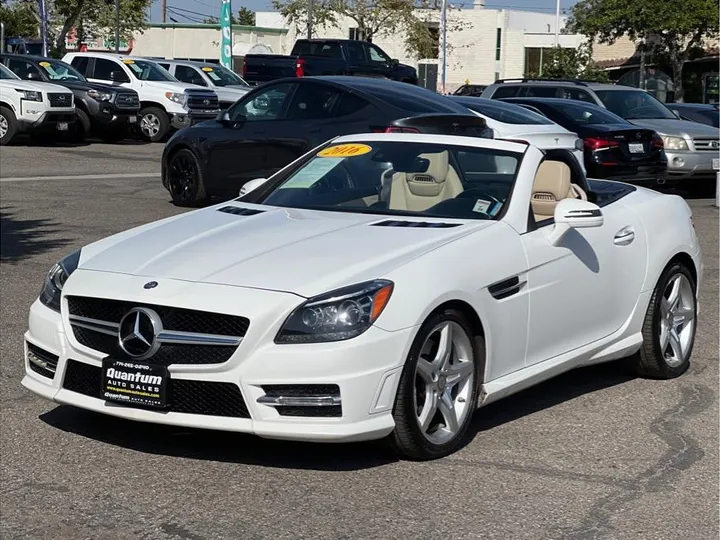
48;93;73;107
63;359;251;418
115;92;139;109
66;296;249;366
693;139;720;151
185;90;219;111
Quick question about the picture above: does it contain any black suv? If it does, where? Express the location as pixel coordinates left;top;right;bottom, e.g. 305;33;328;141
1;54;140;142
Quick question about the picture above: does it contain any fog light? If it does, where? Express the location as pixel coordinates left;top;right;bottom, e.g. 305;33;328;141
672;156;685;166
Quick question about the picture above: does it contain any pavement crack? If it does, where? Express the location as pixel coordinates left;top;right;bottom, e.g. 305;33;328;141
558;382;714;540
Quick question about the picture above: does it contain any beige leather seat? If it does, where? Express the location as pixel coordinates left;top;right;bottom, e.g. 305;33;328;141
388;151;464;212
531;160;587;221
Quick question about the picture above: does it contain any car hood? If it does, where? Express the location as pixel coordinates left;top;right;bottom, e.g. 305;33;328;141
79;204;489;297
138;80;206;93
628;118;718;138
57;79;126;93
1;79;69;93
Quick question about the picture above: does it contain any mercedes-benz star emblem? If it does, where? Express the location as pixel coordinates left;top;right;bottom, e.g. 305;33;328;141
144;281;158;289
118;307;162;359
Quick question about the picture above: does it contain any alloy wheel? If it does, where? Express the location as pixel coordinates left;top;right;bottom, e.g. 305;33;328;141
658;273;696;368
0;114;7;139
414;321;475;445
140;113;160;138
168;153;197;203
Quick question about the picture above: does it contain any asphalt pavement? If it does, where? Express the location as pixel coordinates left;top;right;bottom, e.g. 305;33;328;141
0;142;718;540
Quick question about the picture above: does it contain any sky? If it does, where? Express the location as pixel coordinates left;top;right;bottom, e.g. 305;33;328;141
150;0;579;26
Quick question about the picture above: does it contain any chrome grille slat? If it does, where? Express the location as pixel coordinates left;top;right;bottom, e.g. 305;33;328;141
693;139;720;151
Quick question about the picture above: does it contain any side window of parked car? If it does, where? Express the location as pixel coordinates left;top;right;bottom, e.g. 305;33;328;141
157;62;171;71
175;65;207;86
561;88;596;103
366;44;391;65
70;56;89;75
93;58;129;82
334;92;372;117
286;83;342;120
7;58;42;80
490;86;520;98
229;83;294;121
345;41;366;63
524;85;562;97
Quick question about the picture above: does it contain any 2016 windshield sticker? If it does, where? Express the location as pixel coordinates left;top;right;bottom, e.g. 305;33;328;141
201;67;214;72
317;143;372;158
39;61;51;67
122;59;135;64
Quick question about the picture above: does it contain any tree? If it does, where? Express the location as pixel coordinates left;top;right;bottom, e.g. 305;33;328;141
566;0;720;101
271;0;338;38
0;0;39;38
526;43;610;81
404;1;470;61
329;0;415;42
204;6;256;26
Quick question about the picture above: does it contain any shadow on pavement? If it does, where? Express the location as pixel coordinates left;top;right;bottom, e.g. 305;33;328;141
39;360;635;470
0;206;73;263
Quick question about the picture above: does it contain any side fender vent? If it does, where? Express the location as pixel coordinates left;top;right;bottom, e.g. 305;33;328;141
371;220;461;228
217;206;264;216
488;276;525;300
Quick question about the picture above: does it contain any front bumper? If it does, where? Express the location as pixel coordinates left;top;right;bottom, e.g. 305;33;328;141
17;111;76;133
665;150;719;181
93;106;140;128
170;110;220;130
21;276;415;442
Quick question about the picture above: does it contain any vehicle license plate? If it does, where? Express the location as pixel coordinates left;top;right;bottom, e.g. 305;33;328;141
713;158;720;170
128;116;137;123
628;143;644;153
57;122;68;131
101;357;169;409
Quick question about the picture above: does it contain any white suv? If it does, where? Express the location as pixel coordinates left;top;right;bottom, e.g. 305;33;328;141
62;52;220;142
0;63;75;145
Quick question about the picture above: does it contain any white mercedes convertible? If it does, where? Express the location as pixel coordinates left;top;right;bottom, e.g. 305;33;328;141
23;133;702;460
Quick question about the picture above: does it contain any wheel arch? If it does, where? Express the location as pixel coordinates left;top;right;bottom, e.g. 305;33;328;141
139;101;167;112
665;252;698;290
0;100;15;113
161;142;193;188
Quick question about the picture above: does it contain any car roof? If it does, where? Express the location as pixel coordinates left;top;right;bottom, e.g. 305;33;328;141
156;59;221;67
332;132;529;153
1;53;72;64
64;52;146;62
488;79;628;91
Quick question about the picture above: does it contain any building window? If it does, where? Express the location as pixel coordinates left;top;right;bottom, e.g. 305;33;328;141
495;28;502;61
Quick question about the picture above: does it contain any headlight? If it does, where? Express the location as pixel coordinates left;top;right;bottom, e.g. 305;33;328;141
275;280;394;343
87;89;113;102
17;89;42;101
661;136;689;151
165;92;185;105
39;250;81;312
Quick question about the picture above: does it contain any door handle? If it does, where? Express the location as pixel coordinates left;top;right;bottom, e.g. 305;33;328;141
614;226;635;246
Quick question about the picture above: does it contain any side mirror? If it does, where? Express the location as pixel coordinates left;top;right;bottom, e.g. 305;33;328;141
239;177;268;197
217;110;232;125
391;58;399;66
547;198;604;246
26;71;41;80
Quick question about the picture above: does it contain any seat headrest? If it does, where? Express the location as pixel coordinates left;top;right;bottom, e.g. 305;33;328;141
404;151;451;198
532;161;572;200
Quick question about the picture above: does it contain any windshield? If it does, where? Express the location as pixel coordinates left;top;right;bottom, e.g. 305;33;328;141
249;141;523;220
453;97;553;125
124;59;176;81
693;109;720;127
548;100;627;125
0;64;19;80
200;64;248;87
37;60;86;82
595;89;676;120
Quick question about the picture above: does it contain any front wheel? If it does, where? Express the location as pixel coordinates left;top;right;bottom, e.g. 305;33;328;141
139;106;170;142
631;261;697;379
0;106;18;146
166;148;208;206
69;108;91;142
388;310;481;460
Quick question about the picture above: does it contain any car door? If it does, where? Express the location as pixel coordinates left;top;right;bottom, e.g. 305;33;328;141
6;58;44;82
205;81;297;192
521;166;648;366
87;58;131;88
173;65;208;87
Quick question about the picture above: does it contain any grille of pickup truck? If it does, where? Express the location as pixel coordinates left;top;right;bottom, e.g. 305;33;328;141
185;90;219;111
115;92;139;109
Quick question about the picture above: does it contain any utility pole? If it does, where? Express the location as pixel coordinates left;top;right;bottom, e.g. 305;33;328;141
440;0;447;93
162;0;167;23
554;0;560;47
115;0;120;53
39;0;48;56
307;0;314;39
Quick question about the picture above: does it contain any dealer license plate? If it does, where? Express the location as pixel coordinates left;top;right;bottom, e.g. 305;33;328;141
128;116;137;123
628;143;644;153
713;158;720;170
101;358;169;409
57;122;68;131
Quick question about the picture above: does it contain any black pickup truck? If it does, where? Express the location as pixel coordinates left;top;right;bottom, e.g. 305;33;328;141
1;53;140;142
242;39;418;86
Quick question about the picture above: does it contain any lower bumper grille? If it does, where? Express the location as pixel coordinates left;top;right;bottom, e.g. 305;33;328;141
27;343;59;379
63;359;250;418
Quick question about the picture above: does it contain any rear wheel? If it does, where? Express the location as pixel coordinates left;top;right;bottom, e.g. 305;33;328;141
388;309;481;460
139;106;169;142
631;261;697;379
167;148;208;206
0;106;18;146
69;107;91;142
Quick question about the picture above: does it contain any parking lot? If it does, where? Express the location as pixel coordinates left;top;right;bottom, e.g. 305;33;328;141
1;142;718;539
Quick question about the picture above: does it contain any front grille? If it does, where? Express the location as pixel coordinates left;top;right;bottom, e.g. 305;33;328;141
48;93;72;108
115;92;139;109
27;343;59;379
185;91;219;111
66;296;249;366
63;359;250;418
693;139;720;151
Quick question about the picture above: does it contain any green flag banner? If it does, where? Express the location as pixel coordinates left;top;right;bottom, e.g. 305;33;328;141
220;0;233;69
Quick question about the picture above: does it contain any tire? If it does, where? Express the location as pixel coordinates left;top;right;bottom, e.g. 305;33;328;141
166;148;208;206
631;261;697;379
388;309;482;460
138;106;170;142
69;108;91;142
0;106;18;146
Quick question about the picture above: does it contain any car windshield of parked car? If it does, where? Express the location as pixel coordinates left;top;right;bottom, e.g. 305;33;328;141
595;89;676;120
253;141;523;220
454;97;554;125
124;59;175;81
201;65;248;87
0;64;19;79
691;109;720;127
548;101;627;125
37;60;86;82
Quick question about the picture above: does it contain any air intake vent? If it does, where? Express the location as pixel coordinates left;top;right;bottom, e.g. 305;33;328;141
217;206;264;216
371;220;461;228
